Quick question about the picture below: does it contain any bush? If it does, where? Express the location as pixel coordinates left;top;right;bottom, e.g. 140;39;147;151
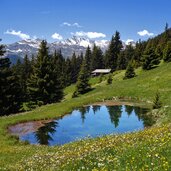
107;74;113;85
124;62;136;79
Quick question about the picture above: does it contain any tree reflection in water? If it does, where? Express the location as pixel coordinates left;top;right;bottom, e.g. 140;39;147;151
31;105;153;146
106;106;122;128
34;121;58;145
125;105;134;116
78;106;90;123
92;105;101;115
133;106;154;127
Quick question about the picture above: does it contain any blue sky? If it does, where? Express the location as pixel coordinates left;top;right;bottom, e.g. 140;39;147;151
0;0;171;44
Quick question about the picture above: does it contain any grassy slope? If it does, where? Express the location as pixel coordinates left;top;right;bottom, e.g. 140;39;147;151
0;62;171;170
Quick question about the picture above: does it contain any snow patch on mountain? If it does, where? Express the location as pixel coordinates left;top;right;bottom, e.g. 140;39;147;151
3;36;135;64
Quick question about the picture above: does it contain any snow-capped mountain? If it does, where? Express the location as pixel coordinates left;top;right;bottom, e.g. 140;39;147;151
4;36;135;64
4;37;109;63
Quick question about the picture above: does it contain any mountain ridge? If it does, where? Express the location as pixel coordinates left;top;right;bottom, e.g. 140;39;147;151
3;36;135;63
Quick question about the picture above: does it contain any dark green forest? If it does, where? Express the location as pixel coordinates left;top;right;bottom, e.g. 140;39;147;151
0;24;171;116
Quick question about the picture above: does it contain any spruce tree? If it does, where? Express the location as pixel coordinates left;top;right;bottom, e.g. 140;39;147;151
64;58;72;86
52;50;65;87
77;52;84;75
0;41;5;56
134;40;147;67
84;45;92;74
50;53;64;102
12;55;32;101
105;31;123;71
124;62;136;79
0;43;22;115
117;44;135;70
142;47;160;70
155;45;163;60
91;44;104;71
28;40;63;104
74;60;91;96
71;52;80;83
163;42;171;62
79;52;84;66
117;51;127;70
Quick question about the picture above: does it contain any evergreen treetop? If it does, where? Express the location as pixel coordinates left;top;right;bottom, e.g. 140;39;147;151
124;62;136;79
142;47;160;70
105;31;122;71
163;41;171;62
74;60;91;96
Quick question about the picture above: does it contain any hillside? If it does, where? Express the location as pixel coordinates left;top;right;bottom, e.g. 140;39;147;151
0;62;171;170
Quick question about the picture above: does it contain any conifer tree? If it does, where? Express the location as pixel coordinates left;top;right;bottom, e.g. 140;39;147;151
77;52;84;74
154;45;163;60
79;52;84;65
28;40;63;103
74;60;91;96
91;44;104;71
116;51;127;70
163;42;171;62
164;23;169;42
105;31;123;71
71;52;80;83
134;40;147;67
84;45;92;74
0;40;5;56
117;44;135;70
23;55;32;81
30;54;35;70
142;47;160;70
52;50;65;87
50;52;64;102
0;42;22;115
124;62;136;79
64;58;72;86
16;55;32;100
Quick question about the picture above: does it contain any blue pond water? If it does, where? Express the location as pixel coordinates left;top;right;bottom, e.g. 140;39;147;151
20;105;150;146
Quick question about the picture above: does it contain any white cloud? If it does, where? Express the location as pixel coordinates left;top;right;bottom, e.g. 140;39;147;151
51;33;63;40
74;31;106;39
125;39;134;45
5;29;30;40
72;23;82;28
61;22;82;28
62;22;71;27
137;30;154;37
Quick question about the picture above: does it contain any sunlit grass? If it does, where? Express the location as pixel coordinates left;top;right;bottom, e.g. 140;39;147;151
13;125;171;170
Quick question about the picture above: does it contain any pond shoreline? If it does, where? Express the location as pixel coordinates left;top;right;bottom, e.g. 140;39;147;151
87;100;151;108
8;119;54;136
8;100;152;144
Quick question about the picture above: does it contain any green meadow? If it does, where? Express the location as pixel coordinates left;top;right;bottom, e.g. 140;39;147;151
0;62;171;170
